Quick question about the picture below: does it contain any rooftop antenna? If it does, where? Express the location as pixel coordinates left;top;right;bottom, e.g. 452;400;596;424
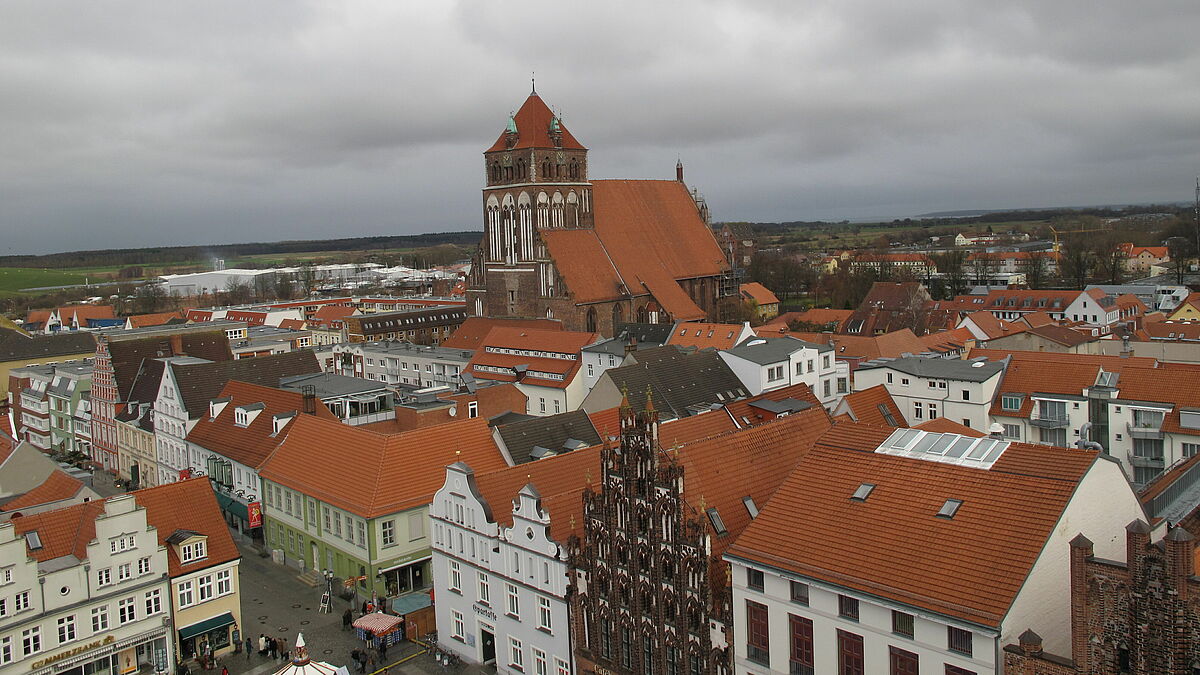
1194;176;1199;265
531;72;536;95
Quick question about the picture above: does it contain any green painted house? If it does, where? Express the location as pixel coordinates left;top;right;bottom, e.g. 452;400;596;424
257;413;510;601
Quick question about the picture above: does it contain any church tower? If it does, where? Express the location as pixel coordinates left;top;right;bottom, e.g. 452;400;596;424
470;88;593;318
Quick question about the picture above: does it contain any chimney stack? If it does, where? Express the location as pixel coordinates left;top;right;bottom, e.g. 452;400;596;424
676;160;684;183
169;333;184;356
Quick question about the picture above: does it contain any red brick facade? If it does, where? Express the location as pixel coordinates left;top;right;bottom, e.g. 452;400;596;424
1004;520;1200;675
466;92;731;337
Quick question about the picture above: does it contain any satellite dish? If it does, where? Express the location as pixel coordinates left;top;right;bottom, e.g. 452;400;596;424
448;406;457;417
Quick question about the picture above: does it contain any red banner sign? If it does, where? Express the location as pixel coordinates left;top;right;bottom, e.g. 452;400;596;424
247;502;263;528
179;469;191;480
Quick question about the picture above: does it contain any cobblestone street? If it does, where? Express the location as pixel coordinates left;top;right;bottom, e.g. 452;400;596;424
212;539;489;675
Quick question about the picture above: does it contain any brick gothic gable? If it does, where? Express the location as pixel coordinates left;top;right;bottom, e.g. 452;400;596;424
1004;521;1200;675
569;398;729;675
466;91;732;337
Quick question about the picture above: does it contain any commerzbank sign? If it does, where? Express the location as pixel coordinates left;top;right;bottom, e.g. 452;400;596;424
30;635;115;669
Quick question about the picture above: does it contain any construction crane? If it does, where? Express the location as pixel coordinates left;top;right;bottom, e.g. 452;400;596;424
1049;224;1110;253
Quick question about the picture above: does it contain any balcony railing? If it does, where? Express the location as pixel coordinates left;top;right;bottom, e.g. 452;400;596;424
1128;451;1165;468
345;410;395;426
1127;421;1164;440
1030;413;1069;429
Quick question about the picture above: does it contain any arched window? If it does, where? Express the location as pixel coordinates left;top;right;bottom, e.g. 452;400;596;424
474;298;483;316
637;305;649;323
612;304;624;332
586;307;597;333
546;307;554;319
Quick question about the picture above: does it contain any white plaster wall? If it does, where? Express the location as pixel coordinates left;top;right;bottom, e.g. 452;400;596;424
1000;458;1143;655
729;559;995;675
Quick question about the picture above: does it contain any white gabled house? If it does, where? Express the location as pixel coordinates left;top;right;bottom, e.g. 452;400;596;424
430;454;592;675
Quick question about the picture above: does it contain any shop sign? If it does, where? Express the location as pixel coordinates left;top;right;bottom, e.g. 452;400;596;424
472;603;496;620
31;635;115;669
247;501;263;528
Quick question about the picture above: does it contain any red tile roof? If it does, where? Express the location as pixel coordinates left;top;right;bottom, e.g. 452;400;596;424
7;478;237;575
1;470;85;512
774;329;928;361
10;500;105;562
728;421;1100;628
467;327;598;388
918;326;975;354
541;180;729;320
186;380;336;470
486;93;585;153
126;310;187;328
912;417;985;437
666;323;747;351
261;416;510;518
442;317;563;350
767;308;853;331
276;319;305;330
130;478;241;576
739;282;779;306
838;385;906;427
674;406;833;562
722;383;827;428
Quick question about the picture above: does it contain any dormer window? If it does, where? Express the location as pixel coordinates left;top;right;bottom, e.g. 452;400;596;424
167;530;208;563
234;409;248;426
182;540;207;563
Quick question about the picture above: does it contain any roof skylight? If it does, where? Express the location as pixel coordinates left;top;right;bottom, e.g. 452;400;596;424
706;507;727;535
937;499;963;519
850;483;876;502
876;429;1009;470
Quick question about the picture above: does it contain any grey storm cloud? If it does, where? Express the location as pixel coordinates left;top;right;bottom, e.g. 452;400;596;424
1;0;1199;254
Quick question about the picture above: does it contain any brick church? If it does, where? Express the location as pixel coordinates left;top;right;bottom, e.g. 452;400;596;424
465;89;735;337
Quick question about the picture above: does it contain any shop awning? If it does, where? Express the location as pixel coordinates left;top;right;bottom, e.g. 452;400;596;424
214;492;249;520
352;612;403;635
178;612;236;641
390;592;432;617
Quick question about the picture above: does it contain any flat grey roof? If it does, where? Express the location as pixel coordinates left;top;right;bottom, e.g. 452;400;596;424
279;372;390;397
858;356;1006;382
724;336;831;365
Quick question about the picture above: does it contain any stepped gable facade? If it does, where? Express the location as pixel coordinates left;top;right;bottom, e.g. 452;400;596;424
466;90;733;337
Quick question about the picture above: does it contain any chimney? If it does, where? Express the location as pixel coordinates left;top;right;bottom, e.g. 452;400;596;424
624;335;638;356
676;160;684;183
1068;533;1094;670
169;333;184;356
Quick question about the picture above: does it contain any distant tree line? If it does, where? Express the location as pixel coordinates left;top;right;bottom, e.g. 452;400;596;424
0;232;482;269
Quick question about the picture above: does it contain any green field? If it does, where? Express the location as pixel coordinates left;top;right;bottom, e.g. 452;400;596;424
0;267;105;296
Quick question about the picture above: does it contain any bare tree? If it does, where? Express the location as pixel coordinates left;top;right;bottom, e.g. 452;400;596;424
223;278;253;305
1024;252;1051;289
134;283;167;314
1060;233;1097;290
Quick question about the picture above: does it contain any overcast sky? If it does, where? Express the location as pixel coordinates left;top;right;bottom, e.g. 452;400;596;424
2;1;1199;255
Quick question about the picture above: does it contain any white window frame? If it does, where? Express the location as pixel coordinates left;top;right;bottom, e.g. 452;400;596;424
91;606;109;632
537;595;552;631
177;580;194;608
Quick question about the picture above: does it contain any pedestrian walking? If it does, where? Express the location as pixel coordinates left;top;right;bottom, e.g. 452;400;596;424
245;638;252;661
379;640;387;662
221;665;229;675
268;636;277;660
278;638;288;662
342;608;353;631
258;635;267;656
